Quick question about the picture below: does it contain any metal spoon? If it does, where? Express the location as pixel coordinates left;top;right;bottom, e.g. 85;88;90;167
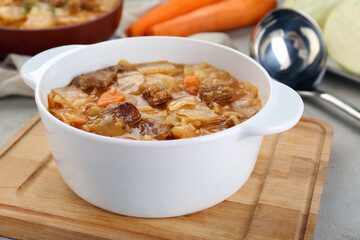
250;8;360;121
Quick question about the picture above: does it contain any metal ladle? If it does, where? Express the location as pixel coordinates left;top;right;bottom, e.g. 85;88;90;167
250;8;360;121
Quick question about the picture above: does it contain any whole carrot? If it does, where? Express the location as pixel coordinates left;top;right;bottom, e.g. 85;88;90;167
126;0;224;37
149;0;276;37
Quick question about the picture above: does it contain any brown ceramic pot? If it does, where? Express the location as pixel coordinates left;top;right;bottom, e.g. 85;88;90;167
0;0;123;59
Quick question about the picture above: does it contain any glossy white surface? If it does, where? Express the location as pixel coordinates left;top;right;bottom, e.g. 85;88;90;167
20;37;303;217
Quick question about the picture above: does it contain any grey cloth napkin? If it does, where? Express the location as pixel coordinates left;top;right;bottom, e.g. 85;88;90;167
0;54;34;97
0;0;236;98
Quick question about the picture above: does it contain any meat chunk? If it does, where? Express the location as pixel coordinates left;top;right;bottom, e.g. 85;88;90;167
142;85;172;107
83;102;141;137
80;0;98;10
199;85;233;104
139;120;172;140
67;0;88;13
44;0;96;9
99;102;141;124
71;64;133;91
43;0;67;7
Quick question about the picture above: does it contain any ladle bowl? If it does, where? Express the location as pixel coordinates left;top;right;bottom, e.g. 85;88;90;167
251;8;360;121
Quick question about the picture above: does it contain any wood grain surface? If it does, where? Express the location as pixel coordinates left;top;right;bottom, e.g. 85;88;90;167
0;115;333;240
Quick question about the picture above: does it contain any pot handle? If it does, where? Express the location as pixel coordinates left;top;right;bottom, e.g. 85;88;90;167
240;80;304;136
20;45;83;90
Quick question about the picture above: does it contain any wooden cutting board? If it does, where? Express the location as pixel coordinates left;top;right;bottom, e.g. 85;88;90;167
0;115;333;240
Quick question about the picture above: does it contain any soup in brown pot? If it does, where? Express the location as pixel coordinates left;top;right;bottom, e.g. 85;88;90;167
0;0;118;28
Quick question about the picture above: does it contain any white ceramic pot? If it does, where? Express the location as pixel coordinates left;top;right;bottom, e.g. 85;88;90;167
21;37;303;218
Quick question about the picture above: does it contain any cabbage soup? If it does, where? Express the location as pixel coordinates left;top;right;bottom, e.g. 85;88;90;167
47;61;262;140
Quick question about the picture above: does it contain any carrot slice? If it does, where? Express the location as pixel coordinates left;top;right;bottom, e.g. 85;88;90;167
126;0;224;37
184;75;200;95
97;88;125;107
149;0;276;37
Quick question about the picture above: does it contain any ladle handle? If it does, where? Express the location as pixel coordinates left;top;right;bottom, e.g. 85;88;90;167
298;89;360;121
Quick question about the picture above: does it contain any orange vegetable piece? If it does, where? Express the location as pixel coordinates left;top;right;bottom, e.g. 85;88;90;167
184;75;200;95
126;0;224;37
97;88;125;107
149;0;276;37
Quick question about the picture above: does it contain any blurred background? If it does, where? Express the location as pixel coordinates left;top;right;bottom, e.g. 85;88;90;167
0;0;359;239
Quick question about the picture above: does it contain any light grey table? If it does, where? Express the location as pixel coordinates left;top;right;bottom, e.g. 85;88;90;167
1;26;360;239
228;26;360;240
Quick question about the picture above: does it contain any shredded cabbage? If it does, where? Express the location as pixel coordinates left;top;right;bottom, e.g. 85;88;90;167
176;103;219;122
52;86;93;112
167;97;197;112
117;71;145;94
145;73;179;91
136;62;175;74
